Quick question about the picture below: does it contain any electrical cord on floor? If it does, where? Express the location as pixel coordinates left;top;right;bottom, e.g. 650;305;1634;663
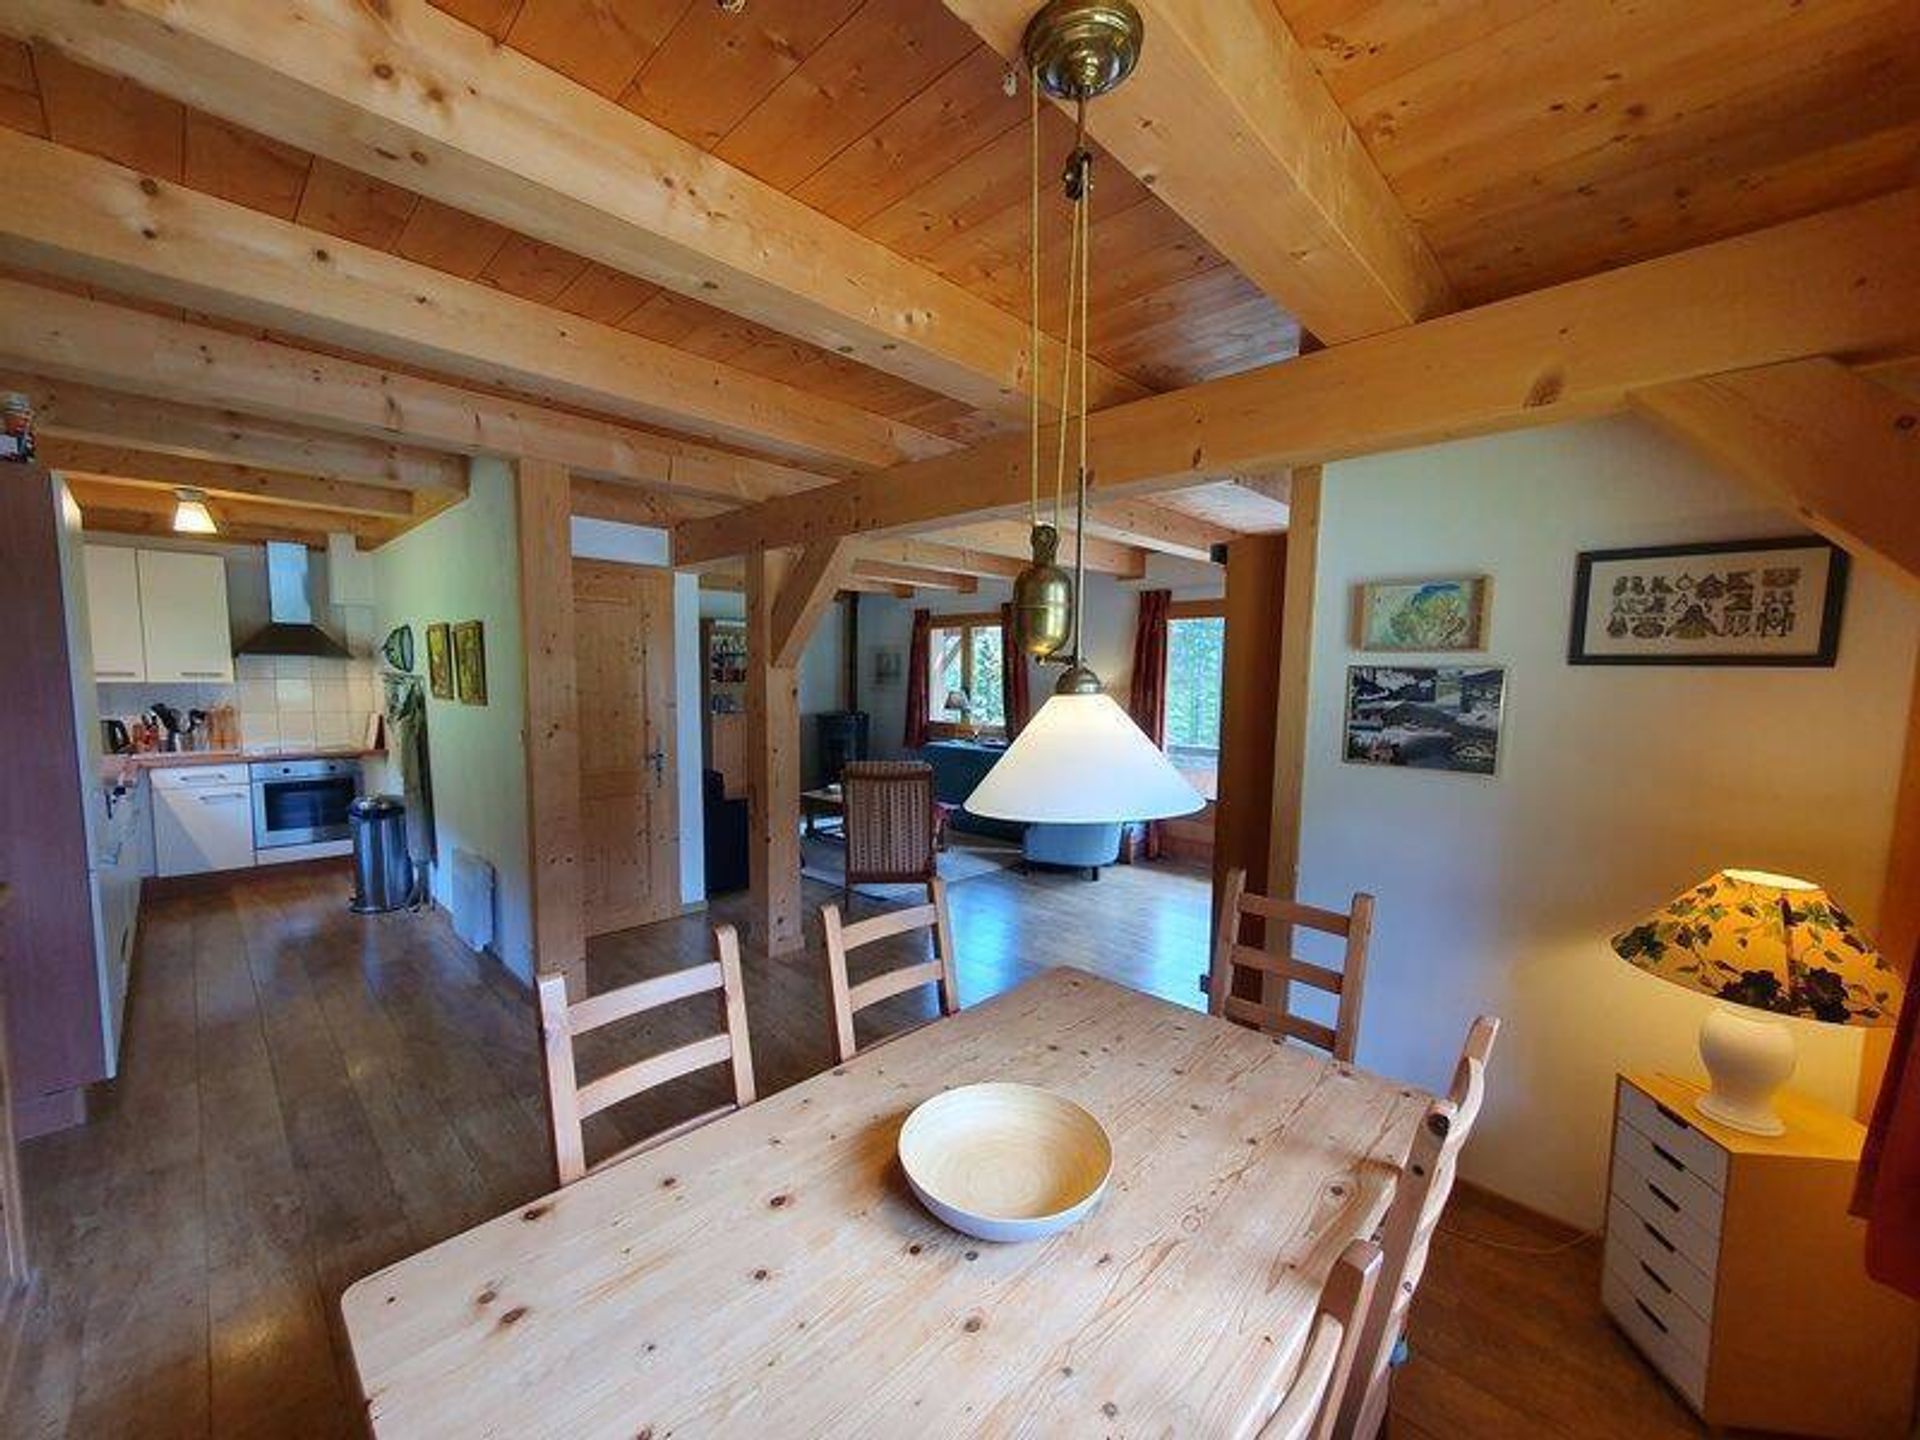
1436;1222;1601;1257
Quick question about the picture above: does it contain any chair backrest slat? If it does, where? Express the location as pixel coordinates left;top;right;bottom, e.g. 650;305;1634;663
1260;1239;1382;1440
1210;868;1375;1063
838;901;941;950
1334;1014;1501;1440
574;1032;736;1118
537;925;757;1187
821;878;960;1063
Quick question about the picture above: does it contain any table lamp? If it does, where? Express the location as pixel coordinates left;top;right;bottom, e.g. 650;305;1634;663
944;688;975;737
1612;868;1903;1134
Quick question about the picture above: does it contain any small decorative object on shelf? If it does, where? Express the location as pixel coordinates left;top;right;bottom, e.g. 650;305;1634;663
0;392;34;463
1603;1072;1916;1434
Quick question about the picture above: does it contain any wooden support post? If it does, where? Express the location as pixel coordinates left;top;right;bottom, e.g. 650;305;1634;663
1266;467;1322;907
1863;649;1920;1117
746;549;804;956
516;457;585;998
1214;528;1290;1001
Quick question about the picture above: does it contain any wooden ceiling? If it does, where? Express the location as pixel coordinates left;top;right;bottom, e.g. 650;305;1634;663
0;0;1912;580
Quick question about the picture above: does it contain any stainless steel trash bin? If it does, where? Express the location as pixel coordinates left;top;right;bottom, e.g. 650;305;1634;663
349;794;414;914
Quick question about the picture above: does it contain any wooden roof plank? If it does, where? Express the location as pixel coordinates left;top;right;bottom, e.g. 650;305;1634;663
0;0;1144;418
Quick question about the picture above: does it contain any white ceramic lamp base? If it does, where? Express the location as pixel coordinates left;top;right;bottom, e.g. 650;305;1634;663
1694;1006;1795;1136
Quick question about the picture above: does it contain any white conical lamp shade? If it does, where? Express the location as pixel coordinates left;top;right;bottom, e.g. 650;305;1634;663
965;690;1203;824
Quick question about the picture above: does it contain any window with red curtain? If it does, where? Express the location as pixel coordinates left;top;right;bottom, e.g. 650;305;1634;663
903;608;932;751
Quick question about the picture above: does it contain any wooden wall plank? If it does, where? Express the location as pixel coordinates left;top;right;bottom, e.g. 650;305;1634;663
516;457;586;995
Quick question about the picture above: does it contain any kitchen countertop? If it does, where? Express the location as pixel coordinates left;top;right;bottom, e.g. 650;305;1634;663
102;747;385;785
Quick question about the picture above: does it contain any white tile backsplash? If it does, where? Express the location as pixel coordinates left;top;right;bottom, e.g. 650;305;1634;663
101;657;379;755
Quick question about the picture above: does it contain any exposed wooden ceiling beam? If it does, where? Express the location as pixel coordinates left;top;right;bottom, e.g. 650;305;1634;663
78;504;360;550
0;129;944;471
8;372;466;497
1083;498;1236;561
855;539;1027;581
66;475;399;546
1;0;1145;418
568;476;728;530
852;561;979;594
0;280;826;503
39;436;415;518
942;0;1454;340
838;579;917;599
676;188;1920;563
1634;359;1920;588
926;520;1149;579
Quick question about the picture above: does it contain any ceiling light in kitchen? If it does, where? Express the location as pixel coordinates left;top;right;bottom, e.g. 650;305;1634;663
172;487;218;535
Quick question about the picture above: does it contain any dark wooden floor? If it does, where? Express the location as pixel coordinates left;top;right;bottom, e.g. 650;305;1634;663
4;857;1704;1438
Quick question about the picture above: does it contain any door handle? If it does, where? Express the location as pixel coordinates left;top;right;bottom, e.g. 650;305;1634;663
198;793;245;804
646;747;666;780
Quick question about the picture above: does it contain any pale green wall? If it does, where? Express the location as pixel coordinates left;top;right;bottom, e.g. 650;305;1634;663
371;457;534;982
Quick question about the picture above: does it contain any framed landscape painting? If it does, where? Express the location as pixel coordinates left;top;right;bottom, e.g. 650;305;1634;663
1355;576;1490;652
1569;537;1847;666
453;620;488;705
1344;665;1506;776
425;622;453;699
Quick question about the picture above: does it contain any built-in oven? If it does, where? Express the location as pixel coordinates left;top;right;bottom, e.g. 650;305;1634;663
250;757;361;849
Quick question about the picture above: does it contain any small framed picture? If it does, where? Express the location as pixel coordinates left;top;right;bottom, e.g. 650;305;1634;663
1344;665;1506;776
453;620;488;705
1354;576;1490;652
426;622;453;699
1569;537;1848;666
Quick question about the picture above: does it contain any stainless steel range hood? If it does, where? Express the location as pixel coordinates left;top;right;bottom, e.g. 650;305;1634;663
234;541;352;659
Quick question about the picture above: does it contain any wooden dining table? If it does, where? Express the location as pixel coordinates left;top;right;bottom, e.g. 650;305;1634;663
341;967;1429;1438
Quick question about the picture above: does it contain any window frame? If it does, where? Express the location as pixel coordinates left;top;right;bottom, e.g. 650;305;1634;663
1163;598;1226;800
925;611;1008;741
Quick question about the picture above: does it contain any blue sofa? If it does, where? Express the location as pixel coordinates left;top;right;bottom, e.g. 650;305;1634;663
919;739;1122;878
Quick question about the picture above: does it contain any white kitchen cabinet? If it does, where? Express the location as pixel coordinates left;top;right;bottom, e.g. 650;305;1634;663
152;765;254;876
84;545;147;682
136;549;233;683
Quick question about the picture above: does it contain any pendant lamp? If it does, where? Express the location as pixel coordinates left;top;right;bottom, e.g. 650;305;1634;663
971;2;1200;828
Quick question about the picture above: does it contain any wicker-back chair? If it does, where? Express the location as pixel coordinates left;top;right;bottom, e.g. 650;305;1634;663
841;761;941;908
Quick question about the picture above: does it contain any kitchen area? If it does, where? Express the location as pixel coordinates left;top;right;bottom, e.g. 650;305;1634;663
2;467;391;1140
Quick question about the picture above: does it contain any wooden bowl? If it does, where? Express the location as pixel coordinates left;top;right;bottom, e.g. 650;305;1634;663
897;1083;1112;1243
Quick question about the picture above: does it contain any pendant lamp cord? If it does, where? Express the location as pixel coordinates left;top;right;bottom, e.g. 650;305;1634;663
1028;64;1042;531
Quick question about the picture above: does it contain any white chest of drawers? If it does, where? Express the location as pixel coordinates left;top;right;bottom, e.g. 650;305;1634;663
1603;1073;1917;1437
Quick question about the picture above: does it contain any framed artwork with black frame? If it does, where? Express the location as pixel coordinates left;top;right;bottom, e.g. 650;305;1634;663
1568;536;1848;668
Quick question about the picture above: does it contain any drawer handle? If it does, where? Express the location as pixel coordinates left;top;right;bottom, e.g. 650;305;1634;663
1641;1220;1677;1254
1649;1141;1685;1172
1644;1180;1681;1214
1638;1260;1673;1295
1633;1298;1669;1335
1653;1101;1693;1132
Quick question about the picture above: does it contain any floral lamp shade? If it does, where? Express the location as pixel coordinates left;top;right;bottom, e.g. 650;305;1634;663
1612;868;1902;1027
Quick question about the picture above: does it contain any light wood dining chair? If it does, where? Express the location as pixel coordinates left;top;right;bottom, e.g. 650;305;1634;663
1334;1014;1501;1440
1209;868;1375;1063
1260;1239;1384;1440
820;876;959;1064
537;924;757;1187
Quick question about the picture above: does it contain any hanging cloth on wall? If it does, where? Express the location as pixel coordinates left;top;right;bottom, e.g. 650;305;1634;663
383;673;436;871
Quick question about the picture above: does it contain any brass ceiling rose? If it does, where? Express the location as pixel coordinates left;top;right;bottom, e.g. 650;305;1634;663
1022;0;1144;102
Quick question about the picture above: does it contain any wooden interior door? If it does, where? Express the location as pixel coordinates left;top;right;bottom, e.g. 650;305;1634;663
573;561;680;938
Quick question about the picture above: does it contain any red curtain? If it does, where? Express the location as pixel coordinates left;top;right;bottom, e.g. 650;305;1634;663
999;602;1032;738
1128;589;1172;860
903;608;933;751
1854;956;1920;1296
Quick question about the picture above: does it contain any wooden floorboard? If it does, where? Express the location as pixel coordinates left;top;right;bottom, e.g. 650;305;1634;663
5;855;1710;1438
